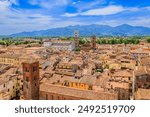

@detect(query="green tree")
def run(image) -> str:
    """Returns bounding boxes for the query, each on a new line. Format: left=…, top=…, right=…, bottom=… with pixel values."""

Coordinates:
left=79, top=39, right=86, bottom=45
left=74, top=47, right=80, bottom=51
left=147, top=38, right=150, bottom=43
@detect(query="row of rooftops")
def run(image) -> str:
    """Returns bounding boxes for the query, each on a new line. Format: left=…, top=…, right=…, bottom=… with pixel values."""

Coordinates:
left=42, top=73, right=98, bottom=86
left=40, top=83, right=118, bottom=100
left=43, top=39, right=73, bottom=43
left=0, top=40, right=150, bottom=100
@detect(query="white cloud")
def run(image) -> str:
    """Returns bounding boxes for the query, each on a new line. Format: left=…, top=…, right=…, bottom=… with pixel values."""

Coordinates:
left=145, top=7, right=150, bottom=10
left=129, top=17, right=150, bottom=27
left=73, top=0, right=105, bottom=12
left=0, top=0, right=83, bottom=35
left=0, top=0, right=11, bottom=11
left=72, top=1, right=81, bottom=5
left=62, top=13, right=78, bottom=17
left=29, top=0, right=70, bottom=9
left=81, top=5, right=124, bottom=16
left=62, top=5, right=125, bottom=17
left=128, top=7, right=139, bottom=12
left=1, top=0, right=150, bottom=35
left=62, top=5, right=143, bottom=17
left=0, top=0, right=54, bottom=35
left=95, top=17, right=150, bottom=28
left=49, top=20, right=84, bottom=28
left=72, top=2, right=77, bottom=5
left=0, top=10, right=54, bottom=34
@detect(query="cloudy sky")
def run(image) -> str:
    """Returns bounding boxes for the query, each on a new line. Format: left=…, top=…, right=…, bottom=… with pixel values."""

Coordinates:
left=0, top=0, right=150, bottom=35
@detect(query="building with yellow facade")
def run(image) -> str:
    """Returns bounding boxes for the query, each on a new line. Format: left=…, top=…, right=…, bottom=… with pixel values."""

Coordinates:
left=0, top=54, right=21, bottom=66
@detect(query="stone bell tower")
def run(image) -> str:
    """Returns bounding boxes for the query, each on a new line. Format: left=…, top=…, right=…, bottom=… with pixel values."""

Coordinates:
left=74, top=30, right=79, bottom=48
left=92, top=35, right=96, bottom=49
left=22, top=60, right=39, bottom=100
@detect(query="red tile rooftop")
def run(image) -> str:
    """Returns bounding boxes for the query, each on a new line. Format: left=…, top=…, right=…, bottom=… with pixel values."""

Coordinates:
left=40, top=83, right=118, bottom=100
left=0, top=79, right=7, bottom=85
left=135, top=88, right=150, bottom=100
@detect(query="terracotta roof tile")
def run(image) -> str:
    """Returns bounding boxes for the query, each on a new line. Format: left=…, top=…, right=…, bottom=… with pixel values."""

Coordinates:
left=40, top=83, right=118, bottom=100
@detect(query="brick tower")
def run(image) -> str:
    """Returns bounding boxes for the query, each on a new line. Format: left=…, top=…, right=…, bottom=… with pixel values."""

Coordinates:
left=92, top=35, right=96, bottom=49
left=74, top=31, right=79, bottom=48
left=22, top=60, right=39, bottom=100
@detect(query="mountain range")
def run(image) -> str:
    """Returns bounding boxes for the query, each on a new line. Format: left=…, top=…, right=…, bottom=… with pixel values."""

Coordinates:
left=7, top=24, right=150, bottom=37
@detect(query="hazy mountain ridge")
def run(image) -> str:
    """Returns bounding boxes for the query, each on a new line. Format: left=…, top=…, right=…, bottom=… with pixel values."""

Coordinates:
left=9, top=24, right=150, bottom=37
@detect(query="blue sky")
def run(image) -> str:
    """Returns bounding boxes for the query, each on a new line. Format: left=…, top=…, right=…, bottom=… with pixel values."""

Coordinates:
left=0, top=0, right=150, bottom=35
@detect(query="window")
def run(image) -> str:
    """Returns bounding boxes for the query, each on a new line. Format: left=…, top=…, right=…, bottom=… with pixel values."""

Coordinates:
left=128, top=77, right=131, bottom=80
left=26, top=77, right=29, bottom=82
left=46, top=94, right=48, bottom=100
left=34, top=76, right=37, bottom=81
left=51, top=95, right=54, bottom=100
left=25, top=67, right=29, bottom=72
left=33, top=67, right=37, bottom=72
left=129, top=89, right=132, bottom=93
left=26, top=84, right=28, bottom=88
left=3, top=84, right=5, bottom=88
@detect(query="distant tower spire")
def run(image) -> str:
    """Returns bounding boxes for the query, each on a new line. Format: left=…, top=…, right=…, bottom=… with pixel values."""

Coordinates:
left=74, top=30, right=79, bottom=48
left=92, top=35, right=96, bottom=49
